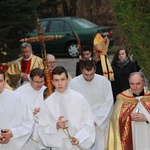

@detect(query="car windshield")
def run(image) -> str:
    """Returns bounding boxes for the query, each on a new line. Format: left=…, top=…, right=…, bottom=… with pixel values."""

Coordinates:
left=73, top=18, right=98, bottom=28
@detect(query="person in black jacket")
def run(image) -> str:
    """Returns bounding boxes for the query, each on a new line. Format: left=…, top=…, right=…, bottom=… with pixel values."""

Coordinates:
left=76, top=45, right=93, bottom=76
left=93, top=33, right=123, bottom=103
left=111, top=48, right=137, bottom=91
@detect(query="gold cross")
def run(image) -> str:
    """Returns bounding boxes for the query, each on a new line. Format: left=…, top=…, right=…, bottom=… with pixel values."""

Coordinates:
left=20, top=17, right=63, bottom=95
left=20, top=17, right=63, bottom=59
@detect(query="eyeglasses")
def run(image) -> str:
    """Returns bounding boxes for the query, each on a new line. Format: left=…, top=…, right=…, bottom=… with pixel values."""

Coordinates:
left=32, top=79, right=45, bottom=84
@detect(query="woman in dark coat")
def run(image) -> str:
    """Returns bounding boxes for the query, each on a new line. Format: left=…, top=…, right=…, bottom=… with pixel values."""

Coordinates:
left=111, top=48, right=137, bottom=91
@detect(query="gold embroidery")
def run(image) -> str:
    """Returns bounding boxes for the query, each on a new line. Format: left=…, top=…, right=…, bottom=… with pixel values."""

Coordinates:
left=118, top=94, right=138, bottom=150
left=141, top=96, right=150, bottom=113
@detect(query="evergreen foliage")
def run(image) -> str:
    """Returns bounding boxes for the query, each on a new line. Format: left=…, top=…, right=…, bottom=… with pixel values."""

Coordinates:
left=0, top=0, right=38, bottom=62
left=37, top=0, right=57, bottom=18
left=37, top=0, right=70, bottom=18
left=111, top=0, right=150, bottom=84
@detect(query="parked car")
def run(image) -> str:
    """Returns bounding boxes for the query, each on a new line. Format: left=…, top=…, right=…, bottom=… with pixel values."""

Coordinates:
left=28, top=17, right=114, bottom=58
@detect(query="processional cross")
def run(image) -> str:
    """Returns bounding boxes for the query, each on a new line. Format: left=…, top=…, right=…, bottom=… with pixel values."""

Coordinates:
left=20, top=19, right=86, bottom=149
left=20, top=17, right=63, bottom=95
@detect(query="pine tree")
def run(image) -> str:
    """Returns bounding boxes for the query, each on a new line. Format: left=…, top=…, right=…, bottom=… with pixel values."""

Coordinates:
left=0, top=0, right=38, bottom=62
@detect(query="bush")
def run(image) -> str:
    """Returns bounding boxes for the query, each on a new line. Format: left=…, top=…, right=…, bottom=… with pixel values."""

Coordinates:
left=111, top=0, right=150, bottom=84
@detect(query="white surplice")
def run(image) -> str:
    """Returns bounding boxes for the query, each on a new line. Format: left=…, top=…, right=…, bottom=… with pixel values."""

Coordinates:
left=37, top=88, right=95, bottom=150
left=68, top=74, right=113, bottom=150
left=132, top=96, right=150, bottom=150
left=16, top=82, right=47, bottom=150
left=16, top=82, right=46, bottom=111
left=0, top=88, right=34, bottom=150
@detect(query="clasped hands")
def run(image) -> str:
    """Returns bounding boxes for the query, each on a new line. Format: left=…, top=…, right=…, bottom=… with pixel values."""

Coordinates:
left=56, top=116, right=79, bottom=145
left=0, top=129, right=13, bottom=144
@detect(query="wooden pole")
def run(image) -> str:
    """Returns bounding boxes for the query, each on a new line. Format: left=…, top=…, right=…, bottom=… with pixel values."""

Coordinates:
left=72, top=30, right=82, bottom=74
left=20, top=17, right=63, bottom=95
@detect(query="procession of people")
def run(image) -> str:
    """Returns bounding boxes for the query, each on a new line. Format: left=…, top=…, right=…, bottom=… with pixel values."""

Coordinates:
left=0, top=30, right=149, bottom=150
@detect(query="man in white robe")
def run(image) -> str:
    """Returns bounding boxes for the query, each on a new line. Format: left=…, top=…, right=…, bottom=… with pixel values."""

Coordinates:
left=24, top=88, right=50, bottom=150
left=0, top=70, right=34, bottom=150
left=37, top=66, right=95, bottom=150
left=68, top=60, right=113, bottom=150
left=108, top=72, right=150, bottom=150
left=16, top=68, right=47, bottom=150
left=16, top=68, right=46, bottom=115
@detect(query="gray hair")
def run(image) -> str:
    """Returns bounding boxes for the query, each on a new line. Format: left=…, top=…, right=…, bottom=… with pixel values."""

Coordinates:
left=47, top=54, right=55, bottom=58
left=20, top=42, right=32, bottom=50
left=129, top=71, right=147, bottom=86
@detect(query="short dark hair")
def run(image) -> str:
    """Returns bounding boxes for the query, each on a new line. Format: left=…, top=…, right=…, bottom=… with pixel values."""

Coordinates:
left=30, top=68, right=45, bottom=80
left=0, top=70, right=5, bottom=80
left=82, top=60, right=96, bottom=71
left=82, top=45, right=92, bottom=52
left=52, top=66, right=68, bottom=79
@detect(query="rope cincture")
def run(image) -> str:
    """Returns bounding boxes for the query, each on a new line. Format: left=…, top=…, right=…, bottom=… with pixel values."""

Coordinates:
left=62, top=126, right=89, bottom=150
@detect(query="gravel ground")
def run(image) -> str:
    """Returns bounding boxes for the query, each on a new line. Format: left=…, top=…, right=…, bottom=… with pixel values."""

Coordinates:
left=56, top=55, right=114, bottom=78
left=56, top=58, right=78, bottom=78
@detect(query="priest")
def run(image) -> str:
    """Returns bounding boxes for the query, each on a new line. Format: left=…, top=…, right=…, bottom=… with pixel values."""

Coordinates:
left=108, top=72, right=150, bottom=150
left=7, top=42, right=44, bottom=89
left=93, top=33, right=123, bottom=102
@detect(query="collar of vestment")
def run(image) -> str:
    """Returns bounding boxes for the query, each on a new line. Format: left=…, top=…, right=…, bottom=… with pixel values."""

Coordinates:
left=23, top=54, right=33, bottom=61
left=133, top=90, right=144, bottom=97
